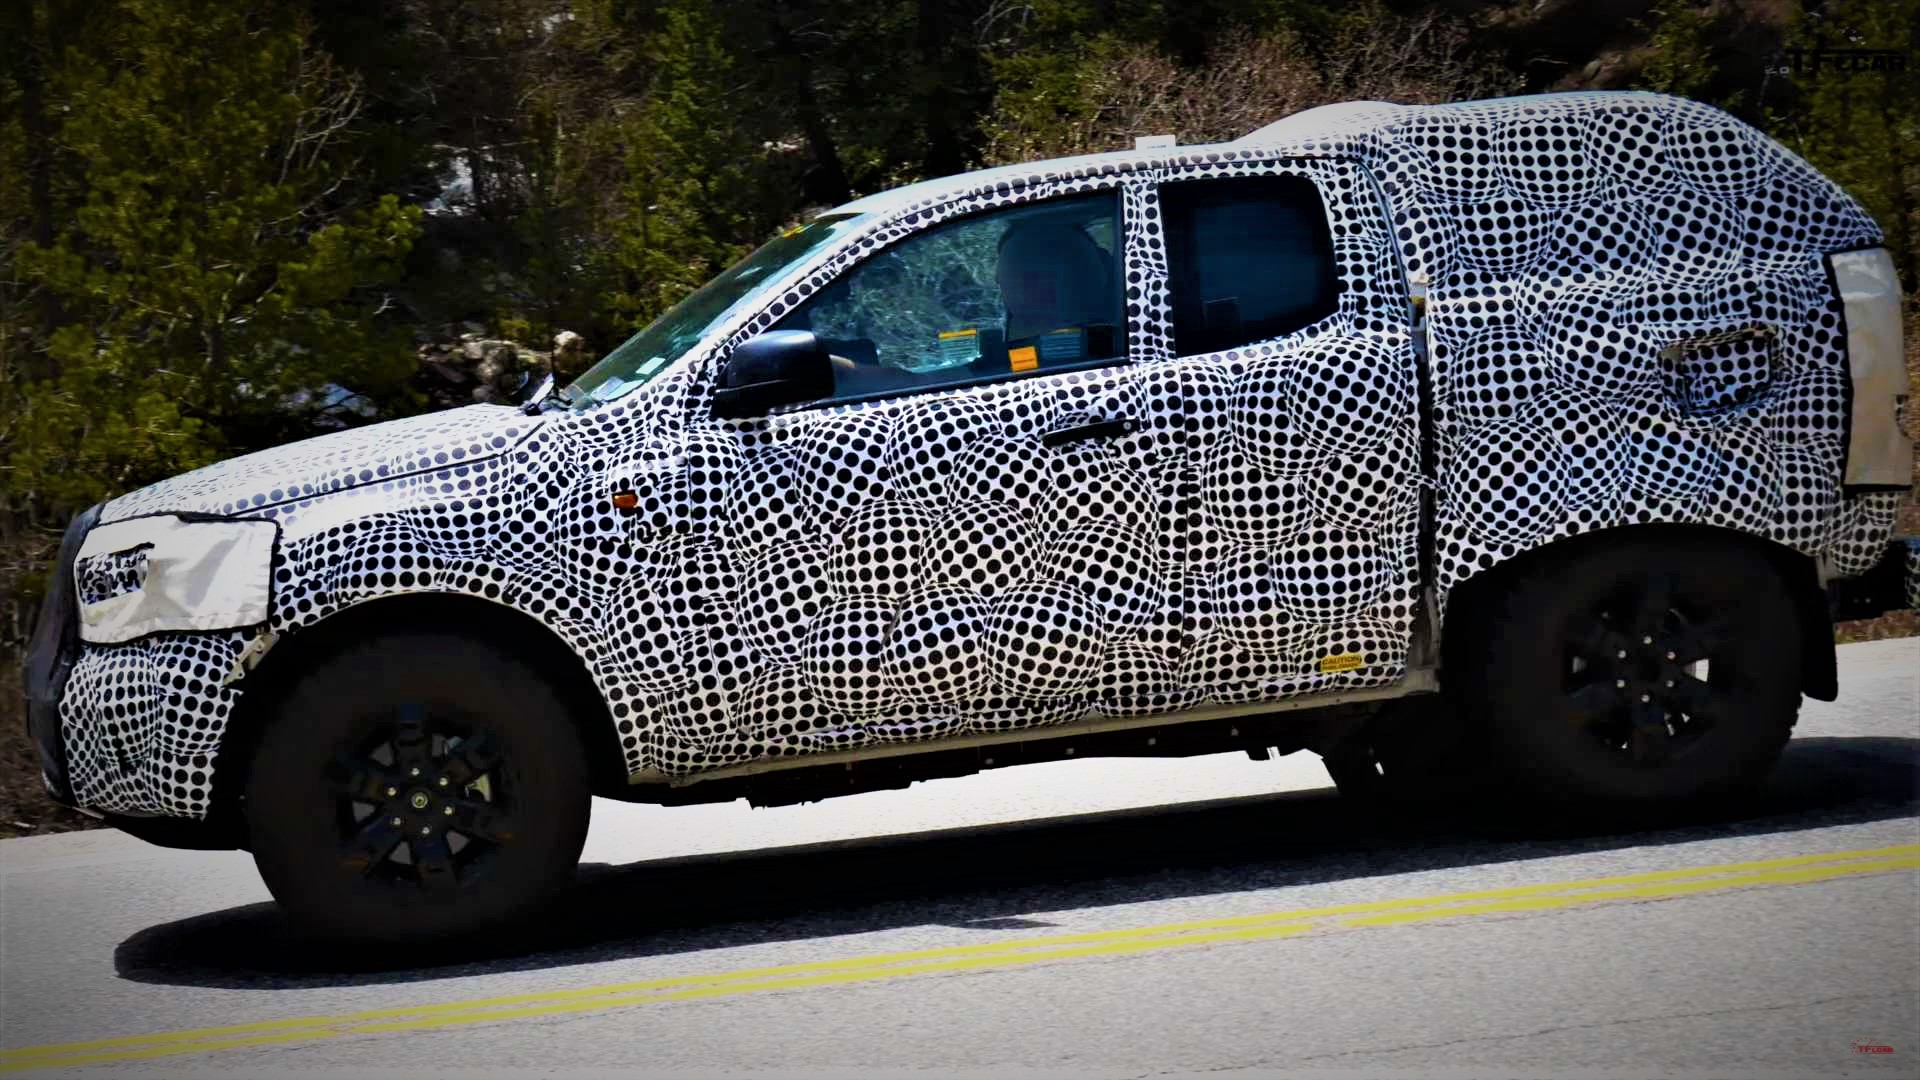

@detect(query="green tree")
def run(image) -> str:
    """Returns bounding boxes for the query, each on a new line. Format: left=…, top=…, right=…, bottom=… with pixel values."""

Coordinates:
left=598, top=0, right=769, bottom=329
left=1637, top=1, right=1725, bottom=102
left=6, top=0, right=420, bottom=510
left=1769, top=0, right=1920, bottom=289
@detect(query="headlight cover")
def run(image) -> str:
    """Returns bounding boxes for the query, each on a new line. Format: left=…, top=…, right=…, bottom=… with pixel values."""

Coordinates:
left=74, top=515, right=277, bottom=644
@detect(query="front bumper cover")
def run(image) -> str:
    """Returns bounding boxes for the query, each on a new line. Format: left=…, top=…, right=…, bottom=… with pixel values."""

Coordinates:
left=22, top=503, right=103, bottom=805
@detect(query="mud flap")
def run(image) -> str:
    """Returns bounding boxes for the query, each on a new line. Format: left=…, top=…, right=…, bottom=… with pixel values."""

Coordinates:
left=1828, top=538, right=1920, bottom=622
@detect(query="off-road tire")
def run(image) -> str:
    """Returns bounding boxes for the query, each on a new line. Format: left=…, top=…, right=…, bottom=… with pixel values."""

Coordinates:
left=244, top=631, right=592, bottom=947
left=1452, top=533, right=1801, bottom=804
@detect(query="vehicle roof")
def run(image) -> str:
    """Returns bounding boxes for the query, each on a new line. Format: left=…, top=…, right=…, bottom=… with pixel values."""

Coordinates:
left=828, top=91, right=1689, bottom=218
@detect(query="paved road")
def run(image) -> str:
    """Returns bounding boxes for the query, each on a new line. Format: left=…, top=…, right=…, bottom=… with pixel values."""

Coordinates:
left=2, top=638, right=1916, bottom=1079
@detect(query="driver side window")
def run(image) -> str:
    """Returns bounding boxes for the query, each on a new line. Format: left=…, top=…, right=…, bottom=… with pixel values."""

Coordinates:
left=773, top=190, right=1124, bottom=403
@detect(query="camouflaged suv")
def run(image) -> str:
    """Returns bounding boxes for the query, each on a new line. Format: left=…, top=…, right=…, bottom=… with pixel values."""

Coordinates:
left=25, top=91, right=1918, bottom=944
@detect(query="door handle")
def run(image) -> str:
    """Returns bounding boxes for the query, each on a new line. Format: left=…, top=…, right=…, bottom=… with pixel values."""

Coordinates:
left=1040, top=418, right=1139, bottom=448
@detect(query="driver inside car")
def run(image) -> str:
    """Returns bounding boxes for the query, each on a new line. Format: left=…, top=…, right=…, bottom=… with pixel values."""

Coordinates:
left=793, top=211, right=1119, bottom=396
left=993, top=219, right=1117, bottom=367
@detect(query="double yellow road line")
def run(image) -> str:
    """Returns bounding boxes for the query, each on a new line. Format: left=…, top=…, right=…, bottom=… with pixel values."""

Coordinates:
left=5, top=842, right=1916, bottom=1073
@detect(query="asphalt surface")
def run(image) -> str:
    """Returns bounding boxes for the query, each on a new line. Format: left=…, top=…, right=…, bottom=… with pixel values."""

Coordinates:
left=1, top=638, right=1916, bottom=1080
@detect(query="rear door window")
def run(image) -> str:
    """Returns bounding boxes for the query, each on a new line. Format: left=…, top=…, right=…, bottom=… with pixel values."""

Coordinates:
left=1159, top=174, right=1339, bottom=356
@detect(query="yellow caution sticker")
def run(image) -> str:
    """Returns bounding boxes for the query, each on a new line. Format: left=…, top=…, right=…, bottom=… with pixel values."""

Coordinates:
left=938, top=328, right=980, bottom=365
left=1009, top=345, right=1038, bottom=372
left=1318, top=653, right=1363, bottom=673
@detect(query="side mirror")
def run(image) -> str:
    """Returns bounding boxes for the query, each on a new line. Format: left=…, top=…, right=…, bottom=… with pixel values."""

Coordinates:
left=713, top=330, right=833, bottom=419
left=517, top=370, right=554, bottom=416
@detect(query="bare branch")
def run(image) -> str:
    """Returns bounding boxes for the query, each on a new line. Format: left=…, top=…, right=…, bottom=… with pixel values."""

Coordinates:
left=278, top=42, right=364, bottom=189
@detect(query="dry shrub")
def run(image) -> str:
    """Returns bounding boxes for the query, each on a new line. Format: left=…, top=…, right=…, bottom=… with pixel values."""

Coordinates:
left=984, top=10, right=1522, bottom=165
left=1321, top=9, right=1524, bottom=104
left=1076, top=33, right=1329, bottom=152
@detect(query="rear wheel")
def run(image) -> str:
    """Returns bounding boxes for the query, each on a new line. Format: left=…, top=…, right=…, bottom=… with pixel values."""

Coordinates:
left=243, top=631, right=591, bottom=946
left=1455, top=534, right=1802, bottom=804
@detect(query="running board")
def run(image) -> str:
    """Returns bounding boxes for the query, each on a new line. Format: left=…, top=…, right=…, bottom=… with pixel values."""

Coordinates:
left=626, top=668, right=1441, bottom=790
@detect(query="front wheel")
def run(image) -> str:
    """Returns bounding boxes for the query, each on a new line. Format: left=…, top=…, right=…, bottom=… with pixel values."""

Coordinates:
left=1454, top=533, right=1803, bottom=804
left=243, top=631, right=592, bottom=946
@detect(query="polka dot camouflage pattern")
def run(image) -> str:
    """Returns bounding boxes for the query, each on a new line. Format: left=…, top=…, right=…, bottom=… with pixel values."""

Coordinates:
left=1297, top=93, right=1888, bottom=605
left=75, top=545, right=150, bottom=606
left=60, top=92, right=1901, bottom=818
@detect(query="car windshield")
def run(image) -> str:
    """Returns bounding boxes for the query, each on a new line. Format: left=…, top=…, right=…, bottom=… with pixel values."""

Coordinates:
left=560, top=213, right=868, bottom=406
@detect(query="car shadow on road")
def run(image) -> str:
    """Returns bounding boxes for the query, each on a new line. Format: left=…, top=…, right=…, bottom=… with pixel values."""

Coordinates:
left=115, top=734, right=1920, bottom=990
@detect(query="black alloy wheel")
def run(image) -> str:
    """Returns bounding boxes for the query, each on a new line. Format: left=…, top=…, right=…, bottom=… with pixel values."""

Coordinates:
left=245, top=631, right=591, bottom=946
left=1560, top=573, right=1727, bottom=768
left=329, top=703, right=516, bottom=892
left=1454, top=533, right=1802, bottom=804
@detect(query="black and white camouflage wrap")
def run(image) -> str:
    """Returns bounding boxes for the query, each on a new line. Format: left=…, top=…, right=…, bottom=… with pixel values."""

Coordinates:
left=60, top=91, right=1901, bottom=817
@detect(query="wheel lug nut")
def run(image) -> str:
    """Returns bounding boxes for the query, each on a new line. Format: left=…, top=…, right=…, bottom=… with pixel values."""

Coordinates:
left=438, top=777, right=450, bottom=787
left=419, top=826, right=431, bottom=836
left=389, top=816, right=402, bottom=826
left=1640, top=693, right=1651, bottom=703
left=409, top=767, right=422, bottom=778
left=1615, top=650, right=1627, bottom=660
left=1642, top=636, right=1653, bottom=646
left=443, top=805, right=455, bottom=816
left=1665, top=679, right=1675, bottom=688
left=1665, top=651, right=1676, bottom=661
left=385, top=786, right=397, bottom=797
left=1615, top=679, right=1627, bottom=689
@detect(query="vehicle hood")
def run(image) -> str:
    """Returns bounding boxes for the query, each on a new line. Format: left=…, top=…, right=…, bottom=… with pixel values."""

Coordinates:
left=98, top=404, right=548, bottom=524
